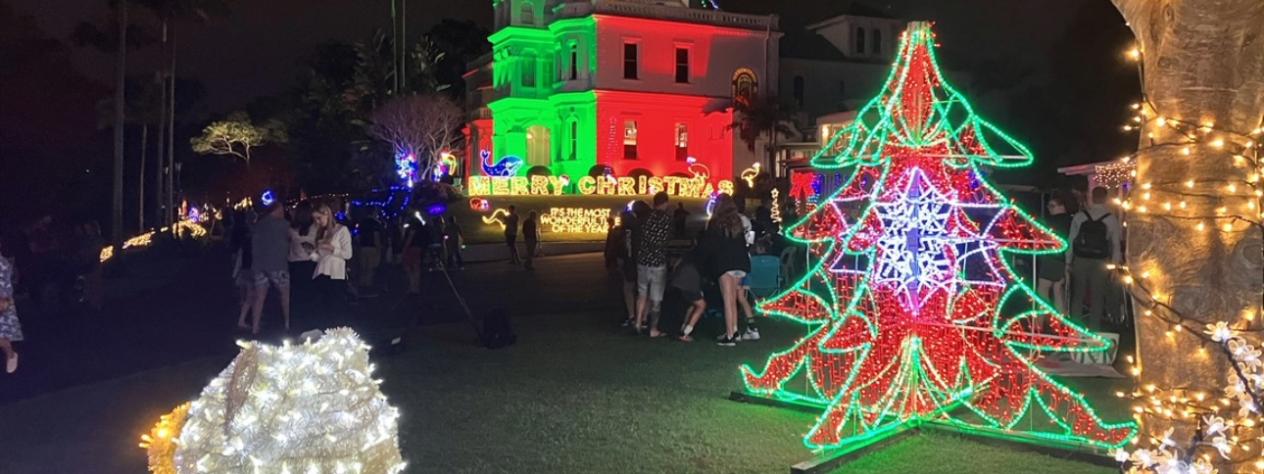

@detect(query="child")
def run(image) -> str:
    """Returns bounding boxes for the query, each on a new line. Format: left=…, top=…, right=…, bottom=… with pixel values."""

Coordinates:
left=671, top=253, right=707, bottom=342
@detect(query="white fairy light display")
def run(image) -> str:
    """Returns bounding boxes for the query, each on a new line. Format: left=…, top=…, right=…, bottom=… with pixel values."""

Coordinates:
left=142, top=328, right=406, bottom=474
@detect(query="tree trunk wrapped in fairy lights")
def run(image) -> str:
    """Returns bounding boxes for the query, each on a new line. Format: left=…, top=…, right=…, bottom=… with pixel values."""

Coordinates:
left=741, top=22, right=1138, bottom=451
left=1107, top=1, right=1264, bottom=471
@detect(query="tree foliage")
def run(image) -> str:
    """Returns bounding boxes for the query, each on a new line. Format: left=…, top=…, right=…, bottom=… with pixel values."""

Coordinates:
left=190, top=111, right=286, bottom=165
left=367, top=94, right=462, bottom=181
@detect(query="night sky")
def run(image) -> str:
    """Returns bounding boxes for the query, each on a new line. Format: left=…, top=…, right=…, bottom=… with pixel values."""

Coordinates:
left=2, top=0, right=1138, bottom=223
left=10, top=0, right=1113, bottom=112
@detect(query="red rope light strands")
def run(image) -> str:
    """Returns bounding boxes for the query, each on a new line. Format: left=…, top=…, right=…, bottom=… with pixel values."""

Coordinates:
left=740, top=22, right=1138, bottom=452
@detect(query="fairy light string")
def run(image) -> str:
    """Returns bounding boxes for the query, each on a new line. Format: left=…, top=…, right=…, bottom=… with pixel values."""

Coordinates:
left=1113, top=43, right=1264, bottom=473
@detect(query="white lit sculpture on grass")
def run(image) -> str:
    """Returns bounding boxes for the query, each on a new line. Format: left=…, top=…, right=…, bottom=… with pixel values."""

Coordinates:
left=141, top=328, right=406, bottom=473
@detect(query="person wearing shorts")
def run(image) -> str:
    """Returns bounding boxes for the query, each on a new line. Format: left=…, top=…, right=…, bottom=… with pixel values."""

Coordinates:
left=635, top=193, right=672, bottom=337
left=250, top=201, right=293, bottom=335
left=698, top=194, right=751, bottom=346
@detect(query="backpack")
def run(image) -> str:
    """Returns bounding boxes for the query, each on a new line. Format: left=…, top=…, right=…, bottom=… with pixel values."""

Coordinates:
left=1073, top=211, right=1111, bottom=259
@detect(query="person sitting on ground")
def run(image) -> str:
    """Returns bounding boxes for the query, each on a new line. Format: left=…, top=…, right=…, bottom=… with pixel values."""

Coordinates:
left=671, top=251, right=707, bottom=342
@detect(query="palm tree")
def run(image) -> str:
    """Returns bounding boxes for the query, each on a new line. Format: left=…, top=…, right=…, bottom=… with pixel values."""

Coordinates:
left=135, top=0, right=229, bottom=224
left=111, top=0, right=128, bottom=242
left=96, top=78, right=163, bottom=231
left=729, top=94, right=796, bottom=172
left=74, top=5, right=158, bottom=236
left=129, top=79, right=162, bottom=230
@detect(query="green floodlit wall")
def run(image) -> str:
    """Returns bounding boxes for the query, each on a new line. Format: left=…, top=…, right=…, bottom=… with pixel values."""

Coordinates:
left=487, top=17, right=598, bottom=177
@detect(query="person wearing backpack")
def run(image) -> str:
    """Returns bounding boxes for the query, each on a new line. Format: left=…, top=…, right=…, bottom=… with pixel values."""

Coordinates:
left=1065, top=187, right=1121, bottom=330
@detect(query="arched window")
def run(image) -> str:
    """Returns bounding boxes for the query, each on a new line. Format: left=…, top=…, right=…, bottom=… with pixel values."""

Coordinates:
left=522, top=56, right=536, bottom=87
left=871, top=29, right=882, bottom=55
left=855, top=27, right=866, bottom=55
left=526, top=125, right=550, bottom=166
left=792, top=75, right=805, bottom=106
left=520, top=2, right=534, bottom=26
left=569, top=43, right=579, bottom=80
left=732, top=68, right=758, bottom=105
left=569, top=120, right=579, bottom=161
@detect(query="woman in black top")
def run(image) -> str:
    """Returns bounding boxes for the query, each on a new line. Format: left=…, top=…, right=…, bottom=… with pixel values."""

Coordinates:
left=616, top=207, right=642, bottom=328
left=699, top=194, right=751, bottom=346
left=1037, top=192, right=1076, bottom=315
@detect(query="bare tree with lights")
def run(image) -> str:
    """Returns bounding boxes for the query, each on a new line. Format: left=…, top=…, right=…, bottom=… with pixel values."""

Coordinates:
left=190, top=111, right=286, bottom=168
left=1109, top=0, right=1264, bottom=472
left=367, top=94, right=462, bottom=185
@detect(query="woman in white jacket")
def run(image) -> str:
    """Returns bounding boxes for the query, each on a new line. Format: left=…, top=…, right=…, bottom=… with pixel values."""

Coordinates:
left=311, top=205, right=353, bottom=306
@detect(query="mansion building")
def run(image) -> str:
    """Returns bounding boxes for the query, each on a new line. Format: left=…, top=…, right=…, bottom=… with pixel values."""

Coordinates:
left=463, top=0, right=781, bottom=182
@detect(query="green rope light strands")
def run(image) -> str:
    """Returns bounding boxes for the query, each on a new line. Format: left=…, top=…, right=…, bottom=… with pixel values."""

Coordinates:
left=741, top=22, right=1138, bottom=453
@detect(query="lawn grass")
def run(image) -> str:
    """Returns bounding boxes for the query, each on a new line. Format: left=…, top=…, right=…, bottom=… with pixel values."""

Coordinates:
left=379, top=305, right=1122, bottom=473
left=0, top=254, right=1129, bottom=473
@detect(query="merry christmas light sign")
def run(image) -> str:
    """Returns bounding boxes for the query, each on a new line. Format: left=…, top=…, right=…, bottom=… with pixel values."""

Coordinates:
left=741, top=22, right=1137, bottom=452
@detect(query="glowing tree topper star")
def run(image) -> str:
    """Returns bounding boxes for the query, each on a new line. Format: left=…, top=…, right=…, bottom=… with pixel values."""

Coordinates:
left=741, top=22, right=1137, bottom=452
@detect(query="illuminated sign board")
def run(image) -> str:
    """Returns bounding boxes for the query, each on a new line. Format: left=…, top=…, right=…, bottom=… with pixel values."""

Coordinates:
left=468, top=174, right=733, bottom=199
left=540, top=207, right=613, bottom=234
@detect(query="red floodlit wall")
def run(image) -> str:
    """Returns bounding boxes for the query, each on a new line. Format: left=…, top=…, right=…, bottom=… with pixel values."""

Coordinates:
left=587, top=14, right=772, bottom=180
left=592, top=15, right=776, bottom=99
left=464, top=118, right=494, bottom=173
left=595, top=90, right=733, bottom=179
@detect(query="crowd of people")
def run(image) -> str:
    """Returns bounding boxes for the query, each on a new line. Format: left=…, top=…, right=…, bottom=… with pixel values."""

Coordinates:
left=595, top=183, right=1128, bottom=349
left=605, top=192, right=783, bottom=347
left=0, top=181, right=1130, bottom=374
left=0, top=216, right=111, bottom=374
left=226, top=192, right=470, bottom=335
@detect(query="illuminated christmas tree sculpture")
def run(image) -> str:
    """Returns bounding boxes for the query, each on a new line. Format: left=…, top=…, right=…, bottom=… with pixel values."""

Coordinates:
left=742, top=22, right=1138, bottom=452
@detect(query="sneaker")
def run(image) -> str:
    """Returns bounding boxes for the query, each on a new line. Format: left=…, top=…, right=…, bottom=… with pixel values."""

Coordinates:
left=620, top=319, right=632, bottom=328
left=740, top=328, right=761, bottom=341
left=716, top=335, right=737, bottom=347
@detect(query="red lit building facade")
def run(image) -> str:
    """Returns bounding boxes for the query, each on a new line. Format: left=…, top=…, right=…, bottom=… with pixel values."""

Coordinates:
left=464, top=0, right=781, bottom=181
